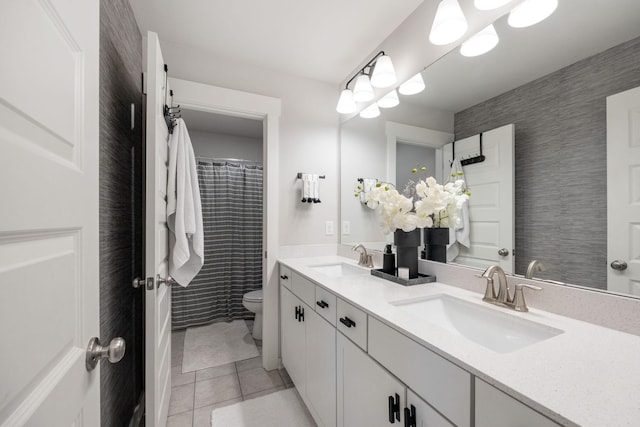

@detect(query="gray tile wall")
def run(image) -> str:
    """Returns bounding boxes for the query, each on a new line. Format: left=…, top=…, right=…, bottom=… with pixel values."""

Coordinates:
left=99, top=0, right=144, bottom=425
left=454, top=36, right=640, bottom=289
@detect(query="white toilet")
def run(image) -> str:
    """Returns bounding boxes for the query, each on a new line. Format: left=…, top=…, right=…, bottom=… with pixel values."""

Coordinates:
left=242, top=289, right=263, bottom=340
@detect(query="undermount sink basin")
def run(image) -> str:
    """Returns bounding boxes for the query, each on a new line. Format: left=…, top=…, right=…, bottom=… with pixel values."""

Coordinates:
left=390, top=294, right=563, bottom=353
left=309, top=262, right=369, bottom=278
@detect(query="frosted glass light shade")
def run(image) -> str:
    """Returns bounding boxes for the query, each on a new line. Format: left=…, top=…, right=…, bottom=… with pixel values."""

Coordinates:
left=359, top=103, right=380, bottom=119
left=353, top=74, right=375, bottom=103
left=370, top=55, right=397, bottom=88
left=508, top=0, right=558, bottom=28
left=474, top=0, right=510, bottom=10
left=429, top=0, right=468, bottom=45
left=398, top=73, right=425, bottom=95
left=336, top=89, right=356, bottom=114
left=377, top=90, right=399, bottom=108
left=460, top=24, right=499, bottom=57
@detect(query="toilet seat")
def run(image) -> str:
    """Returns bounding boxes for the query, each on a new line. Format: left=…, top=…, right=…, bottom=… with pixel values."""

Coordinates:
left=243, top=289, right=263, bottom=303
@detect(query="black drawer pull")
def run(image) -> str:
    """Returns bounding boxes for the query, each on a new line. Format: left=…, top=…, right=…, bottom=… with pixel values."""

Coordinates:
left=316, top=300, right=329, bottom=309
left=294, top=306, right=300, bottom=320
left=339, top=316, right=356, bottom=328
left=388, top=393, right=400, bottom=423
left=298, top=306, right=304, bottom=322
left=404, top=405, right=416, bottom=427
left=280, top=274, right=288, bottom=280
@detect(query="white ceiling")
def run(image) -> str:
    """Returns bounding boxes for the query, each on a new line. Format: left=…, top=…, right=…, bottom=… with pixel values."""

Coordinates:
left=403, top=0, right=640, bottom=112
left=129, top=0, right=423, bottom=84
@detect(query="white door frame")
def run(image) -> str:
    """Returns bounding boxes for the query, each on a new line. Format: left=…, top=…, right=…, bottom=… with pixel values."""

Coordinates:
left=169, top=78, right=282, bottom=369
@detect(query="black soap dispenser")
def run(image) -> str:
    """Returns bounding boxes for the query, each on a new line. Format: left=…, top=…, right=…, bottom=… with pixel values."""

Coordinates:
left=382, top=244, right=395, bottom=275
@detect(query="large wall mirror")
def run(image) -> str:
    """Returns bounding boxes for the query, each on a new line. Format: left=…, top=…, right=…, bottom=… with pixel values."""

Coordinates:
left=340, top=0, right=640, bottom=298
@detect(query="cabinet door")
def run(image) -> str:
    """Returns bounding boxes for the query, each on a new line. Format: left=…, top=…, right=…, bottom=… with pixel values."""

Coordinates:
left=406, top=389, right=454, bottom=427
left=337, top=333, right=405, bottom=427
left=306, top=309, right=337, bottom=427
left=475, top=379, right=560, bottom=427
left=281, top=286, right=306, bottom=394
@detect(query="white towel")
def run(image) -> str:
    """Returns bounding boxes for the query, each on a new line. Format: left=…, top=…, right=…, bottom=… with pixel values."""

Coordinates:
left=301, top=173, right=311, bottom=202
left=167, top=118, right=204, bottom=286
left=311, top=174, right=320, bottom=203
left=447, top=159, right=470, bottom=262
left=360, top=178, right=377, bottom=204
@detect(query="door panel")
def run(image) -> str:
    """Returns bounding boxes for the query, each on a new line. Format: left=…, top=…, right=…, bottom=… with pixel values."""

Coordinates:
left=0, top=0, right=100, bottom=425
left=443, top=124, right=515, bottom=272
left=607, top=86, right=640, bottom=295
left=144, top=31, right=172, bottom=427
left=280, top=286, right=307, bottom=394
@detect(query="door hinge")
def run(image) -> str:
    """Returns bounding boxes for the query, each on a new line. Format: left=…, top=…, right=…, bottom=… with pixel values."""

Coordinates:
left=264, top=251, right=268, bottom=259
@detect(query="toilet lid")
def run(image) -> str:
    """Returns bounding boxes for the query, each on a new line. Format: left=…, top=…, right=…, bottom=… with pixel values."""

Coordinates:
left=244, top=289, right=263, bottom=302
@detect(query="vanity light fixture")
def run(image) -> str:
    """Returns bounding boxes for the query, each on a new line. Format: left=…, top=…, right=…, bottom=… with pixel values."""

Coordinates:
left=377, top=89, right=399, bottom=108
left=336, top=89, right=357, bottom=114
left=359, top=103, right=380, bottom=119
left=336, top=51, right=397, bottom=114
left=473, top=0, right=511, bottom=11
left=460, top=24, right=499, bottom=57
left=352, top=74, right=375, bottom=103
left=398, top=72, right=425, bottom=95
left=429, top=0, right=468, bottom=45
left=508, top=0, right=558, bottom=28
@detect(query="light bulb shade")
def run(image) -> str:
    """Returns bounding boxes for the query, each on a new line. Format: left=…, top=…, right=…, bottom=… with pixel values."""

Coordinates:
left=352, top=74, right=375, bottom=103
left=473, top=0, right=510, bottom=11
left=429, top=0, right=468, bottom=45
left=398, top=73, right=426, bottom=95
left=359, top=103, right=380, bottom=119
left=508, top=0, right=558, bottom=28
left=370, top=55, right=397, bottom=88
left=336, top=89, right=356, bottom=114
left=377, top=89, right=399, bottom=108
left=460, top=24, right=499, bottom=57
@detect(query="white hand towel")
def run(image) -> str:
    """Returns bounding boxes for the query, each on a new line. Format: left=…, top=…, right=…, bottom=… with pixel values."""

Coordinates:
left=301, top=173, right=311, bottom=202
left=447, top=159, right=470, bottom=262
left=311, top=174, right=320, bottom=203
left=167, top=118, right=204, bottom=287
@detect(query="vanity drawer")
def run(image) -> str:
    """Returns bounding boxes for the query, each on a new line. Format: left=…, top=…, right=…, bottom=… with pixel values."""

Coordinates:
left=279, top=265, right=292, bottom=290
left=368, top=317, right=471, bottom=427
left=336, top=298, right=367, bottom=351
left=291, top=271, right=315, bottom=308
left=314, top=286, right=337, bottom=326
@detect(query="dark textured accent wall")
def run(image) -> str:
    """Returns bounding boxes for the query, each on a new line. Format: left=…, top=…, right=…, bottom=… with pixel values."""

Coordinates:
left=455, top=36, right=640, bottom=289
left=99, top=1, right=144, bottom=425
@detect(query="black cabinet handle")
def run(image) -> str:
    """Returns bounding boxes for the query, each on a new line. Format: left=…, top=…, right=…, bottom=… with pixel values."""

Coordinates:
left=316, top=300, right=329, bottom=309
left=280, top=274, right=288, bottom=280
left=298, top=306, right=304, bottom=322
left=339, top=316, right=356, bottom=328
left=404, top=405, right=416, bottom=427
left=294, top=306, right=300, bottom=320
left=388, top=393, right=400, bottom=423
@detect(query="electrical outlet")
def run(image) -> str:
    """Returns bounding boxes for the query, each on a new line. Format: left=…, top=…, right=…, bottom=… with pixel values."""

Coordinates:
left=325, top=221, right=334, bottom=236
left=342, top=221, right=351, bottom=235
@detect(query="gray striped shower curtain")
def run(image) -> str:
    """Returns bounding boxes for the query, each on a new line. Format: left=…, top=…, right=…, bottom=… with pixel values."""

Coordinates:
left=171, top=159, right=263, bottom=330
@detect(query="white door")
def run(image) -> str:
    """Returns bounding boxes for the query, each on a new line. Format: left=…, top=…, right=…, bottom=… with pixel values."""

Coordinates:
left=0, top=0, right=100, bottom=425
left=607, top=86, right=640, bottom=296
left=337, top=333, right=405, bottom=427
left=306, top=309, right=337, bottom=427
left=144, top=31, right=172, bottom=427
left=442, top=124, right=515, bottom=272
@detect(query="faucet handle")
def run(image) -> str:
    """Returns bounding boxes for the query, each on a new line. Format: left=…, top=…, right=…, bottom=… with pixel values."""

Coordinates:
left=476, top=274, right=496, bottom=302
left=512, top=284, right=542, bottom=312
left=364, top=254, right=374, bottom=268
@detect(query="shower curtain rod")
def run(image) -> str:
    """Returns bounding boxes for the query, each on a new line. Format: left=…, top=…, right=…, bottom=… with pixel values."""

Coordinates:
left=195, top=156, right=262, bottom=165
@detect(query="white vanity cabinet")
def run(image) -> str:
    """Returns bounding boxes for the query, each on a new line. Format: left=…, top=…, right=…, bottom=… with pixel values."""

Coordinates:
left=337, top=332, right=405, bottom=427
left=475, top=379, right=560, bottom=427
left=280, top=269, right=337, bottom=427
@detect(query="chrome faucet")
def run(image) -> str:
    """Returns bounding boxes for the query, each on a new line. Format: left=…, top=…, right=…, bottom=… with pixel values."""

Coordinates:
left=352, top=244, right=373, bottom=268
left=525, top=259, right=546, bottom=279
left=476, top=264, right=542, bottom=312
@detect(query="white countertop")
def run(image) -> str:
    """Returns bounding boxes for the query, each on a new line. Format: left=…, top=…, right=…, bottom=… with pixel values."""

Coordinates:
left=279, top=256, right=640, bottom=427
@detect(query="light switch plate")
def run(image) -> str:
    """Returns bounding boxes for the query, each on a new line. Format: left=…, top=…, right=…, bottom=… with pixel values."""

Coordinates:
left=325, top=221, right=334, bottom=235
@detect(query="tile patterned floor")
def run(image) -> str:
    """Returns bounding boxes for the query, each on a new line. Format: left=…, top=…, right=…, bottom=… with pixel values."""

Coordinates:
left=167, top=320, right=294, bottom=427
